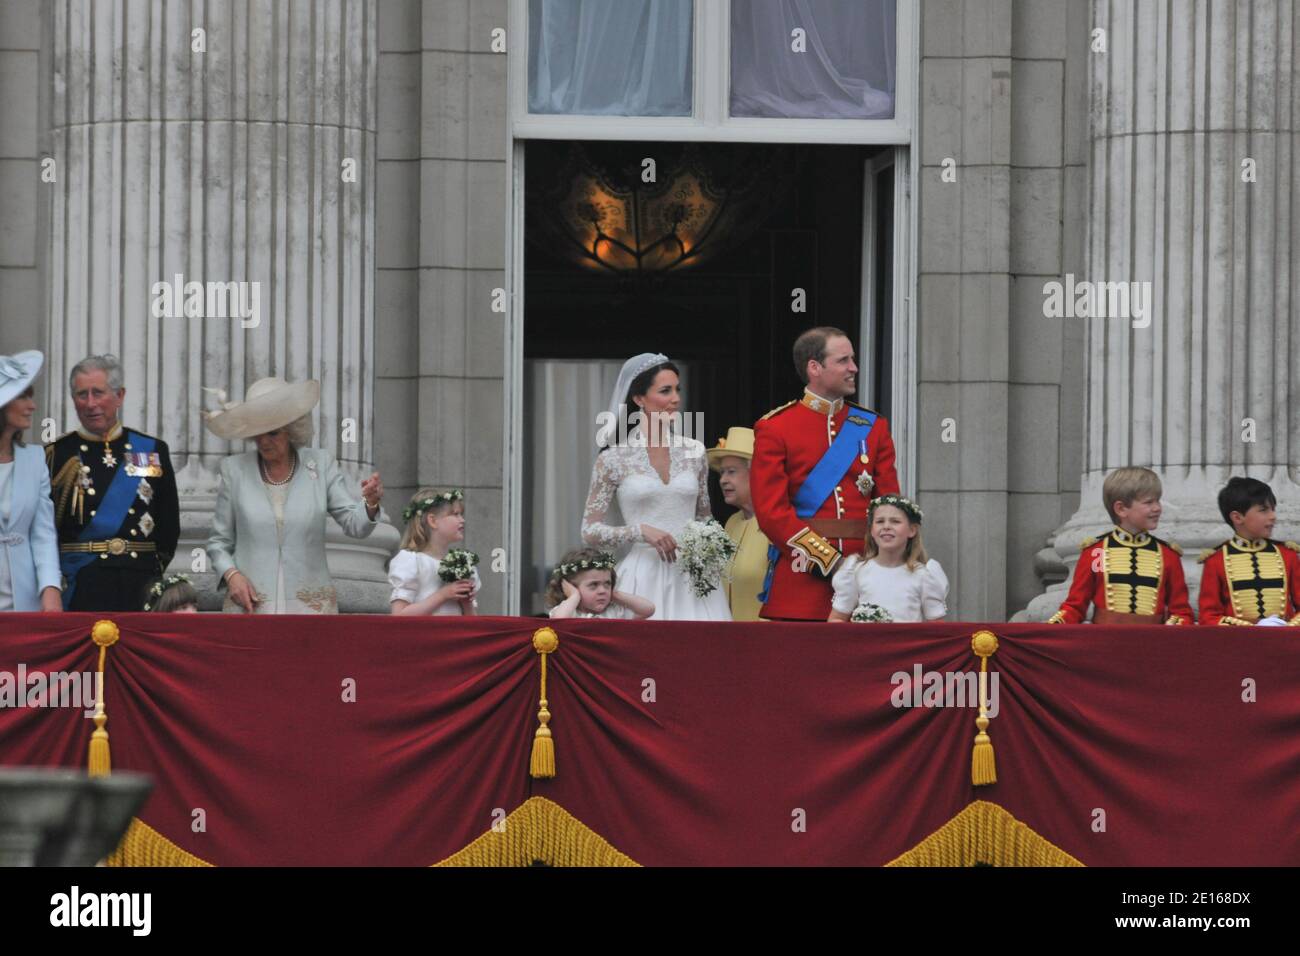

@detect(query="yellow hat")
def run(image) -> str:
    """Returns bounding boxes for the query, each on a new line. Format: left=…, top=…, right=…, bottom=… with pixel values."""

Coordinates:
left=707, top=426, right=756, bottom=472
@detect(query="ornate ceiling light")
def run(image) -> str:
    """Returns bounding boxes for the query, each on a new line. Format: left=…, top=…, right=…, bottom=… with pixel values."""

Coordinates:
left=527, top=142, right=795, bottom=274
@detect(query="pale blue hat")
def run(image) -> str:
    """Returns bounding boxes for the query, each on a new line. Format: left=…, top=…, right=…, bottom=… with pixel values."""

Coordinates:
left=0, top=350, right=43, bottom=408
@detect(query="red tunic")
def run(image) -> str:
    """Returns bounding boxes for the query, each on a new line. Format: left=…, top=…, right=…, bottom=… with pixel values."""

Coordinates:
left=1197, top=537, right=1300, bottom=626
left=1048, top=529, right=1193, bottom=624
left=751, top=394, right=899, bottom=621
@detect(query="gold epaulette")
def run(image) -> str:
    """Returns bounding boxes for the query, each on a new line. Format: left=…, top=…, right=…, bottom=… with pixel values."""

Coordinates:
left=1080, top=535, right=1098, bottom=549
left=759, top=400, right=796, bottom=421
left=44, top=430, right=76, bottom=457
left=1161, top=538, right=1183, bottom=556
left=1197, top=548, right=1216, bottom=563
left=1284, top=540, right=1300, bottom=553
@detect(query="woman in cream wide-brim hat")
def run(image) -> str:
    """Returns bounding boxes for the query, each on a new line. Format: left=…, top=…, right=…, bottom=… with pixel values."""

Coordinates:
left=204, top=376, right=388, bottom=614
left=0, top=350, right=62, bottom=611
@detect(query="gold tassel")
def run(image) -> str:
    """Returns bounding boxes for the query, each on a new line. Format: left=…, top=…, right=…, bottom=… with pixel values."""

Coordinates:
left=970, top=629, right=999, bottom=787
left=530, top=627, right=559, bottom=779
left=87, top=620, right=120, bottom=777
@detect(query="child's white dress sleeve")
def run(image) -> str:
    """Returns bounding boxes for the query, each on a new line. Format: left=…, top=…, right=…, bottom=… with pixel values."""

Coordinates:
left=920, top=559, right=949, bottom=620
left=830, top=555, right=863, bottom=615
left=388, top=550, right=422, bottom=604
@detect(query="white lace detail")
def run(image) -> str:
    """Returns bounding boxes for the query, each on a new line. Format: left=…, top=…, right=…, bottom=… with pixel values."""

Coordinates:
left=581, top=438, right=712, bottom=548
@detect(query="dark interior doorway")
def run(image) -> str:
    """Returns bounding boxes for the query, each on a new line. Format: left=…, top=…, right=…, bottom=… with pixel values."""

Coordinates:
left=520, top=140, right=890, bottom=611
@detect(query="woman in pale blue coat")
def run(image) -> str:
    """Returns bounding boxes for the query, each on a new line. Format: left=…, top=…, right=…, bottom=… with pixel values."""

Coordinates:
left=204, top=377, right=388, bottom=614
left=0, top=351, right=62, bottom=611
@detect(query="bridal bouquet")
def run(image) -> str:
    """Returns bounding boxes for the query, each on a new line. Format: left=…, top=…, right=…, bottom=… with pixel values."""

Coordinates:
left=850, top=603, right=893, bottom=623
left=438, top=548, right=480, bottom=582
left=677, top=519, right=737, bottom=598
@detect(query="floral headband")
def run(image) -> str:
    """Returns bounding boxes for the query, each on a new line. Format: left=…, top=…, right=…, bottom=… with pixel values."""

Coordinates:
left=551, top=553, right=616, bottom=581
left=402, top=490, right=464, bottom=522
left=869, top=494, right=924, bottom=524
left=143, top=574, right=192, bottom=612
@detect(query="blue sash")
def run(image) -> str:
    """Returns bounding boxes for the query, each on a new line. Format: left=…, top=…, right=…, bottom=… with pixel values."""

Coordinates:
left=61, top=431, right=155, bottom=609
left=758, top=410, right=877, bottom=605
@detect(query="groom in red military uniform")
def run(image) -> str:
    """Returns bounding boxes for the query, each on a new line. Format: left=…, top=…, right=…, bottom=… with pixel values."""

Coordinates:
left=751, top=327, right=900, bottom=620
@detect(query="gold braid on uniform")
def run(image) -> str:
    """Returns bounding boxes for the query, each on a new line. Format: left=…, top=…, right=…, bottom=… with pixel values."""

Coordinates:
left=50, top=453, right=84, bottom=525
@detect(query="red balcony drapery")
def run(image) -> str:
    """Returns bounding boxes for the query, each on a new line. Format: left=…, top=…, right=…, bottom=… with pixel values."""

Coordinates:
left=1, top=614, right=1296, bottom=866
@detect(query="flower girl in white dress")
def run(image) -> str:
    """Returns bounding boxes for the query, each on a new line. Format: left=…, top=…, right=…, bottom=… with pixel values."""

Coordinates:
left=388, top=488, right=481, bottom=616
left=581, top=354, right=732, bottom=621
left=828, top=495, right=948, bottom=623
left=546, top=549, right=655, bottom=619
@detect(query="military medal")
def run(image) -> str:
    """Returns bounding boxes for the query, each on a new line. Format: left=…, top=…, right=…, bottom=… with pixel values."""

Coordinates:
left=859, top=439, right=869, bottom=465
left=125, top=452, right=163, bottom=477
left=136, top=478, right=154, bottom=504
left=138, top=512, right=155, bottom=537
left=102, top=443, right=117, bottom=468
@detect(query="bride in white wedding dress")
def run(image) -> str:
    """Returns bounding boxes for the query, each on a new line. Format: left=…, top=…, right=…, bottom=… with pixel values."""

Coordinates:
left=581, top=354, right=732, bottom=621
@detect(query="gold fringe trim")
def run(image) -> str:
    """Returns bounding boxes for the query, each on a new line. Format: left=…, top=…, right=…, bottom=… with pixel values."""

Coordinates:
left=105, top=817, right=214, bottom=867
left=434, top=797, right=639, bottom=867
left=107, top=801, right=635, bottom=867
left=886, top=800, right=1083, bottom=867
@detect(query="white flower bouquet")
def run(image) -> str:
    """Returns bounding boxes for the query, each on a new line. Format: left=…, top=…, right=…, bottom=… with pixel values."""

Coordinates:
left=850, top=603, right=893, bottom=623
left=676, top=519, right=737, bottom=598
left=438, top=548, right=479, bottom=582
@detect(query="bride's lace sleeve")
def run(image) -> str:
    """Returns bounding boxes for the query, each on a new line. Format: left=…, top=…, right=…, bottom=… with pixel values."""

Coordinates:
left=693, top=444, right=714, bottom=521
left=581, top=451, right=642, bottom=548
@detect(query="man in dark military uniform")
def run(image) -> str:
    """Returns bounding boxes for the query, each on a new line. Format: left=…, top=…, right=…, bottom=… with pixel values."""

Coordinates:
left=45, top=355, right=179, bottom=611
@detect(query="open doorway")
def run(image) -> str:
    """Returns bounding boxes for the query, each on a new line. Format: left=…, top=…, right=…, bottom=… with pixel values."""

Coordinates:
left=518, top=140, right=895, bottom=613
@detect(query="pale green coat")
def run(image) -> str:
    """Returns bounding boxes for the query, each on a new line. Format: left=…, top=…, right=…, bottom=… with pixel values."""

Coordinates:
left=207, top=448, right=386, bottom=613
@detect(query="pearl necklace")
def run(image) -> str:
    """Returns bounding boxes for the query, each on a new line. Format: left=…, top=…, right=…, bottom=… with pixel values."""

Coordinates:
left=260, top=451, right=297, bottom=486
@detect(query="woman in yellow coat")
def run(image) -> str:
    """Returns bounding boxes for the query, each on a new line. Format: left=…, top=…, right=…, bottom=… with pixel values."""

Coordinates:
left=707, top=427, right=771, bottom=623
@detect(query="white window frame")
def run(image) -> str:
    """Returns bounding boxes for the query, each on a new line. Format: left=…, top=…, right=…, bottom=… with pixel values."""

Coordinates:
left=508, top=0, right=914, bottom=144
left=859, top=147, right=916, bottom=492
left=501, top=1, right=919, bottom=611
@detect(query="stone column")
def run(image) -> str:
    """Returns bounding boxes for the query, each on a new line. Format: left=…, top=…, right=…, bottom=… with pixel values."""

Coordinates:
left=45, top=0, right=398, bottom=609
left=1022, top=0, right=1299, bottom=618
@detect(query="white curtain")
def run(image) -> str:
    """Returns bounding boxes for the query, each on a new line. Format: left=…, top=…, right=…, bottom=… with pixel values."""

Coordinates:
left=730, top=0, right=896, bottom=119
left=523, top=359, right=691, bottom=613
left=528, top=0, right=694, bottom=116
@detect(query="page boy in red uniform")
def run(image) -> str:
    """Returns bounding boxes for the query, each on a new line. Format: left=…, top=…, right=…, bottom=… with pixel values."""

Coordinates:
left=1197, top=476, right=1300, bottom=626
left=1048, top=466, right=1192, bottom=625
